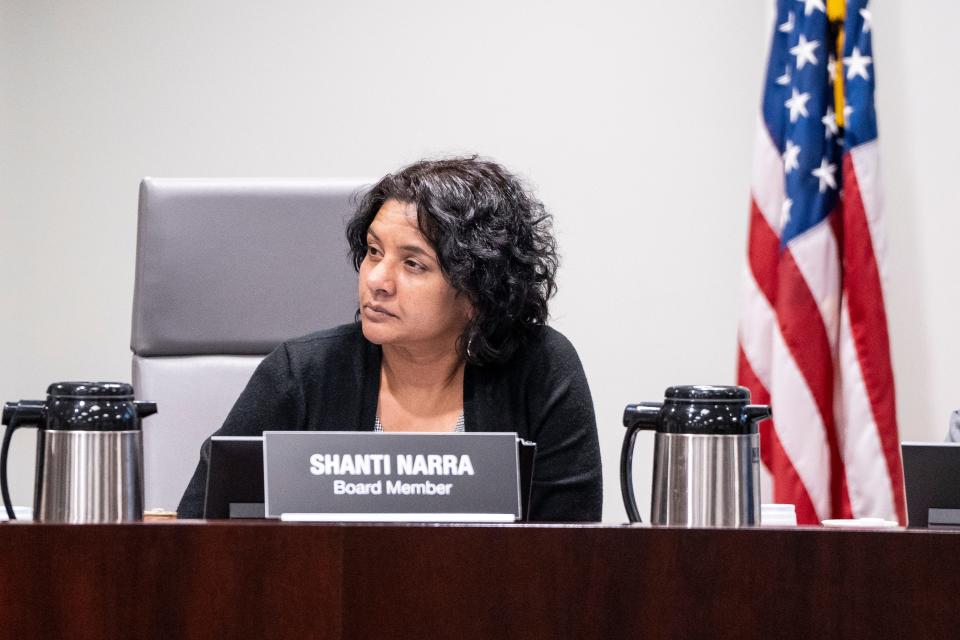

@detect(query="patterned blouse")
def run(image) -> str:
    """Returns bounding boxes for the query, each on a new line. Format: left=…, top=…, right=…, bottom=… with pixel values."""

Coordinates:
left=373, top=412, right=465, bottom=432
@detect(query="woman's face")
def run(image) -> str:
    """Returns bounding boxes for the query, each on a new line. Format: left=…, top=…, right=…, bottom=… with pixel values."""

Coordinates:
left=358, top=199, right=472, bottom=353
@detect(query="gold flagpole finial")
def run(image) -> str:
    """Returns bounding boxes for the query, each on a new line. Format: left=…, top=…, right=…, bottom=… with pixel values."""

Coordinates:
left=827, top=0, right=846, bottom=127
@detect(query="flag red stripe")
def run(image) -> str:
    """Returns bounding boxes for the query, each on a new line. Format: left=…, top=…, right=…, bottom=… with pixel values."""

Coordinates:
left=840, top=154, right=907, bottom=523
left=747, top=197, right=853, bottom=518
left=775, top=248, right=852, bottom=518
left=737, top=346, right=819, bottom=524
left=747, top=199, right=780, bottom=303
left=774, top=250, right=835, bottom=427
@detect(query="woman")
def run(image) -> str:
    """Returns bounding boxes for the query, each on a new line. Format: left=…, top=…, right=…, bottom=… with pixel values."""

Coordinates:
left=177, top=157, right=602, bottom=521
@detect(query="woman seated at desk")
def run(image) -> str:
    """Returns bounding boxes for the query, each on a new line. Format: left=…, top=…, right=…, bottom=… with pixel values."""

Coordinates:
left=177, top=157, right=602, bottom=521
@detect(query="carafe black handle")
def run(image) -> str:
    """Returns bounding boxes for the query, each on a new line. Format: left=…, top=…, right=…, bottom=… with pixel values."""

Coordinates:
left=620, top=403, right=662, bottom=523
left=1, top=401, right=45, bottom=521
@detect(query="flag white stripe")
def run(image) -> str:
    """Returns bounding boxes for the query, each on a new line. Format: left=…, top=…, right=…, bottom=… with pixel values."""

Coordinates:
left=751, top=117, right=786, bottom=233
left=738, top=266, right=774, bottom=484
left=738, top=264, right=775, bottom=494
left=739, top=264, right=774, bottom=391
left=849, top=142, right=890, bottom=292
left=768, top=313, right=832, bottom=521
left=741, top=262, right=832, bottom=520
left=837, top=296, right=897, bottom=520
left=785, top=222, right=841, bottom=356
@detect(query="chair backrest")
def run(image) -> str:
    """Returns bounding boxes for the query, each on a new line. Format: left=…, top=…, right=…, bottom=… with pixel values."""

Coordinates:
left=131, top=177, right=367, bottom=510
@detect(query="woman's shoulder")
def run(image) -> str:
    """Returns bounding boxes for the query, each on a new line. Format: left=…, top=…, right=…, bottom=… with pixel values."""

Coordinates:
left=275, top=323, right=371, bottom=368
left=517, top=324, right=581, bottom=366
left=286, top=322, right=364, bottom=347
left=482, top=325, right=585, bottom=386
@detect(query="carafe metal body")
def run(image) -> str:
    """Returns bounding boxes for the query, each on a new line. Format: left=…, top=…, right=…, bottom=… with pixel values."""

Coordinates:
left=34, top=429, right=144, bottom=523
left=650, top=432, right=760, bottom=527
left=621, top=385, right=770, bottom=527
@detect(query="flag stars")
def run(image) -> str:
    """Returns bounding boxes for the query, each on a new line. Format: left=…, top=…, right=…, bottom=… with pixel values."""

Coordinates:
left=785, top=88, right=812, bottom=123
left=779, top=11, right=795, bottom=33
left=776, top=66, right=792, bottom=86
left=790, top=34, right=819, bottom=70
left=827, top=55, right=837, bottom=85
left=844, top=47, right=873, bottom=80
left=780, top=198, right=793, bottom=230
left=783, top=140, right=801, bottom=173
left=822, top=106, right=839, bottom=138
left=811, top=158, right=838, bottom=192
left=797, top=0, right=825, bottom=16
left=859, top=8, right=872, bottom=32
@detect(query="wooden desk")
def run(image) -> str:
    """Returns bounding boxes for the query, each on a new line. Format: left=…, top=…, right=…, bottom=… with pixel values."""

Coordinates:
left=0, top=522, right=957, bottom=639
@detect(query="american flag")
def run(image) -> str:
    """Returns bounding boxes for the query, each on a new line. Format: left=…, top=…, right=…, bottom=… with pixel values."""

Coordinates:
left=738, top=0, right=905, bottom=524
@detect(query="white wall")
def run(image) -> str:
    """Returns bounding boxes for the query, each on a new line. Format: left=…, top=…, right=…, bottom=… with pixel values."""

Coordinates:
left=0, top=1, right=956, bottom=521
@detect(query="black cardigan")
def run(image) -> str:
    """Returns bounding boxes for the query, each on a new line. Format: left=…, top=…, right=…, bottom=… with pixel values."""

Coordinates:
left=177, top=323, right=602, bottom=521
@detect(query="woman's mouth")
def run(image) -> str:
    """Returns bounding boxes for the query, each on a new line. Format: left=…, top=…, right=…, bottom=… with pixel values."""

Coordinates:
left=363, top=304, right=396, bottom=320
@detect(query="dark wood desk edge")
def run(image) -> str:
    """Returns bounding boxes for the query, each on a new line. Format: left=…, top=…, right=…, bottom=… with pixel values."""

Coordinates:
left=1, top=523, right=958, bottom=639
left=5, top=520, right=953, bottom=532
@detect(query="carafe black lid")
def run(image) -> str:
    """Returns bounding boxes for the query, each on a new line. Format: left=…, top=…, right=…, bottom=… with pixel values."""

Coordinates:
left=43, top=382, right=147, bottom=431
left=46, top=382, right=134, bottom=400
left=659, top=385, right=765, bottom=434
left=664, top=385, right=751, bottom=402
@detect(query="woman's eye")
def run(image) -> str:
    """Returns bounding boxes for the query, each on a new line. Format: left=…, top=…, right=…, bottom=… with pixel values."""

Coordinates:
left=366, top=245, right=382, bottom=258
left=405, top=259, right=426, bottom=272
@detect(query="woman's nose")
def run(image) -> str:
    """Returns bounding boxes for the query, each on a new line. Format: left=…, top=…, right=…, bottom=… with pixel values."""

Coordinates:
left=366, top=259, right=396, bottom=296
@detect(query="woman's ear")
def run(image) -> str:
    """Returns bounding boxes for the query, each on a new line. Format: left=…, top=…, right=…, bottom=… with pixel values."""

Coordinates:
left=460, top=294, right=476, bottom=322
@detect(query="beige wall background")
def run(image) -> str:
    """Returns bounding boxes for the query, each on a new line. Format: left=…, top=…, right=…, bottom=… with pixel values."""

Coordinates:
left=0, top=1, right=956, bottom=521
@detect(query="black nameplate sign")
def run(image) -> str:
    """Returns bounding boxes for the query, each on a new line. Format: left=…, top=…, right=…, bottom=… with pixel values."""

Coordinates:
left=263, top=431, right=522, bottom=522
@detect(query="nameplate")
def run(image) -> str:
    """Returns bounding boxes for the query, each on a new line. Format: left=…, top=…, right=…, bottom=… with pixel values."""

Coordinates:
left=262, top=431, right=521, bottom=522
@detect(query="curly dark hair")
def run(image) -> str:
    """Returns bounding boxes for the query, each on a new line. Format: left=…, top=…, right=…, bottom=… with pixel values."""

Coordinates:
left=346, top=156, right=559, bottom=366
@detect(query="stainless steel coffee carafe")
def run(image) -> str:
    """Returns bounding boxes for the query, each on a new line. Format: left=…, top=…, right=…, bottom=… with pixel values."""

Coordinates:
left=620, top=385, right=770, bottom=527
left=1, top=382, right=157, bottom=523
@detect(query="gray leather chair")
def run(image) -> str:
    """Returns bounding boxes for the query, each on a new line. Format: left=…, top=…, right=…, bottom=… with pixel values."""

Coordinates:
left=131, top=178, right=367, bottom=510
